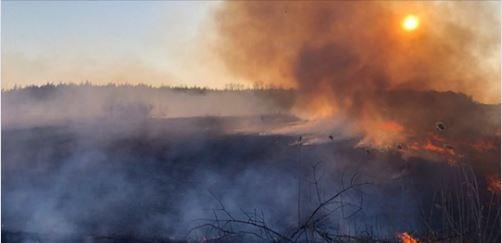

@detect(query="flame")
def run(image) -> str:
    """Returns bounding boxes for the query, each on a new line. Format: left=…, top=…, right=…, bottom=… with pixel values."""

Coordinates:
left=423, top=141, right=455, bottom=156
left=358, top=120, right=406, bottom=148
left=378, top=121, right=404, bottom=132
left=487, top=176, right=501, bottom=194
left=397, top=232, right=418, bottom=243
left=472, top=139, right=497, bottom=152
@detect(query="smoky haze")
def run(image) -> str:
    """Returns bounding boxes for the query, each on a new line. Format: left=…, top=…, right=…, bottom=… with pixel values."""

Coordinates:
left=2, top=85, right=430, bottom=241
left=2, top=85, right=294, bottom=128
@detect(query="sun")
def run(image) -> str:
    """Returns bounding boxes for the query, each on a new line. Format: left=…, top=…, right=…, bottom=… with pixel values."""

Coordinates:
left=402, top=15, right=419, bottom=31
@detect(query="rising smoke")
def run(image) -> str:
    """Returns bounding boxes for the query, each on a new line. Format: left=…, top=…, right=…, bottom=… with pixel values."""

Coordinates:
left=213, top=1, right=500, bottom=147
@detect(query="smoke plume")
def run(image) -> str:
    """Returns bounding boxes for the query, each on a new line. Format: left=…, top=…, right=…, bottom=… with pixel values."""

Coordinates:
left=213, top=1, right=500, bottom=148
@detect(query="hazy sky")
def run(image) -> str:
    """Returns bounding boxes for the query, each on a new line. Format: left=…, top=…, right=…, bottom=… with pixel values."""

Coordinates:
left=2, top=1, right=241, bottom=89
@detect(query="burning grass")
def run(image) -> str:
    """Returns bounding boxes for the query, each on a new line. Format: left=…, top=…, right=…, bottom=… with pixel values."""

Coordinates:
left=397, top=232, right=418, bottom=243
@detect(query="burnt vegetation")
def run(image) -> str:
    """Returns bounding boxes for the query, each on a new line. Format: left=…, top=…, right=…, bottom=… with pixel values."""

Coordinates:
left=2, top=85, right=500, bottom=242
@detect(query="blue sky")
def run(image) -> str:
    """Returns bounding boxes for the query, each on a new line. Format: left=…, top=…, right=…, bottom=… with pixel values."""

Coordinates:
left=2, top=1, right=238, bottom=88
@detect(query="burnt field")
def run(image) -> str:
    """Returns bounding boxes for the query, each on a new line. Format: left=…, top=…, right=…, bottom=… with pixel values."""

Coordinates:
left=2, top=117, right=500, bottom=242
left=1, top=86, right=500, bottom=242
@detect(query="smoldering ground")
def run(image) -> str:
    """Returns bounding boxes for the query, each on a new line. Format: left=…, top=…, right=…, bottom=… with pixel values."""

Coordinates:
left=0, top=113, right=424, bottom=241
left=1, top=86, right=412, bottom=240
left=2, top=85, right=500, bottom=242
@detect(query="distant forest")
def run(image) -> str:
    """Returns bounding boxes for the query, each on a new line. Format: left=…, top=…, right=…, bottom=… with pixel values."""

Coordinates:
left=2, top=83, right=297, bottom=127
left=3, top=82, right=294, bottom=92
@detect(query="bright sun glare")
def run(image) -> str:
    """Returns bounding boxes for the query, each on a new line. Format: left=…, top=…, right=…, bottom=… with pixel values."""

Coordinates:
left=402, top=15, right=419, bottom=31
